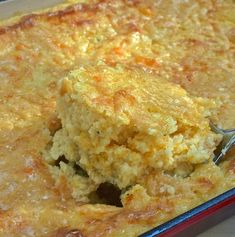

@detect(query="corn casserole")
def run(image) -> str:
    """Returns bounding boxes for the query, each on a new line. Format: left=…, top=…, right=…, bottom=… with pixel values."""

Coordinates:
left=0, top=0, right=235, bottom=236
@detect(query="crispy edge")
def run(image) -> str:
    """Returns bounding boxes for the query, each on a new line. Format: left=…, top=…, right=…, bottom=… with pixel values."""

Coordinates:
left=0, top=0, right=108, bottom=35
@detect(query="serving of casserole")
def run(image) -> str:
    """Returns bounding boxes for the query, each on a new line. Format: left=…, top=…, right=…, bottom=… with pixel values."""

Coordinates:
left=0, top=0, right=234, bottom=236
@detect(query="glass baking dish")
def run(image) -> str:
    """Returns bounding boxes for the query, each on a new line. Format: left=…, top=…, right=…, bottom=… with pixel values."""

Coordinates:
left=141, top=188, right=235, bottom=237
left=0, top=0, right=234, bottom=236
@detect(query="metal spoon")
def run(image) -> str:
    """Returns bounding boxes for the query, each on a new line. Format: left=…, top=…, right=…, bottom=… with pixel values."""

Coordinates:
left=210, top=121, right=235, bottom=165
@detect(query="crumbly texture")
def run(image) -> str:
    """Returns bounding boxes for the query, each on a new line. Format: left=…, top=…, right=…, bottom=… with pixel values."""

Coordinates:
left=0, top=0, right=234, bottom=237
left=46, top=64, right=221, bottom=195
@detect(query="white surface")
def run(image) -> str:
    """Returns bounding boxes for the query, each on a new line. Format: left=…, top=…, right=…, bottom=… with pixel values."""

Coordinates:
left=198, top=215, right=235, bottom=237
left=0, top=0, right=63, bottom=19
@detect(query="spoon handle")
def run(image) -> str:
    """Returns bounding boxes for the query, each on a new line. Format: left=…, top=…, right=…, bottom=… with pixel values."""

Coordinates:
left=213, top=134, right=235, bottom=164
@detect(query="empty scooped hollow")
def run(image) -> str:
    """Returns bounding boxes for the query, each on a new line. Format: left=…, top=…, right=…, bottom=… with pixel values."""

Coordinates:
left=89, top=182, right=123, bottom=207
left=53, top=155, right=122, bottom=206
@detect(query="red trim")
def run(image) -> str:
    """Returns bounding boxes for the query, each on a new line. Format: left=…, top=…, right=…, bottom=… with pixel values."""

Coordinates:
left=158, top=195, right=235, bottom=237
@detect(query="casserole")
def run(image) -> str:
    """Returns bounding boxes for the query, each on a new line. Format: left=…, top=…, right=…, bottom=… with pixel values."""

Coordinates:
left=0, top=0, right=234, bottom=237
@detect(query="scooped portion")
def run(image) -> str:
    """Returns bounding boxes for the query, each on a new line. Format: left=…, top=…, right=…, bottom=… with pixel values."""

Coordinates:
left=45, top=63, right=221, bottom=201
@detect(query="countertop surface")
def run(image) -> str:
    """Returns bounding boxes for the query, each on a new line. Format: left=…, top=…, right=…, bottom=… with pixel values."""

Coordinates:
left=198, top=215, right=235, bottom=237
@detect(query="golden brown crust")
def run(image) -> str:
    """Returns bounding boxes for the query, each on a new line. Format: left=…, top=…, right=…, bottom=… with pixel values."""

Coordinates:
left=0, top=1, right=105, bottom=35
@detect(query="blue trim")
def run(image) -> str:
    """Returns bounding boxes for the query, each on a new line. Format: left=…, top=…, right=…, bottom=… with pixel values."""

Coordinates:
left=140, top=188, right=235, bottom=237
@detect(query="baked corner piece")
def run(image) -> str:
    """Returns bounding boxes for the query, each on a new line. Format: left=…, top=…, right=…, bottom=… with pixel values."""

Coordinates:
left=46, top=63, right=220, bottom=200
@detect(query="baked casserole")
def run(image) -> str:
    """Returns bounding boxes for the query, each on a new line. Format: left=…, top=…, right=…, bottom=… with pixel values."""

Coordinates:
left=0, top=0, right=234, bottom=236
